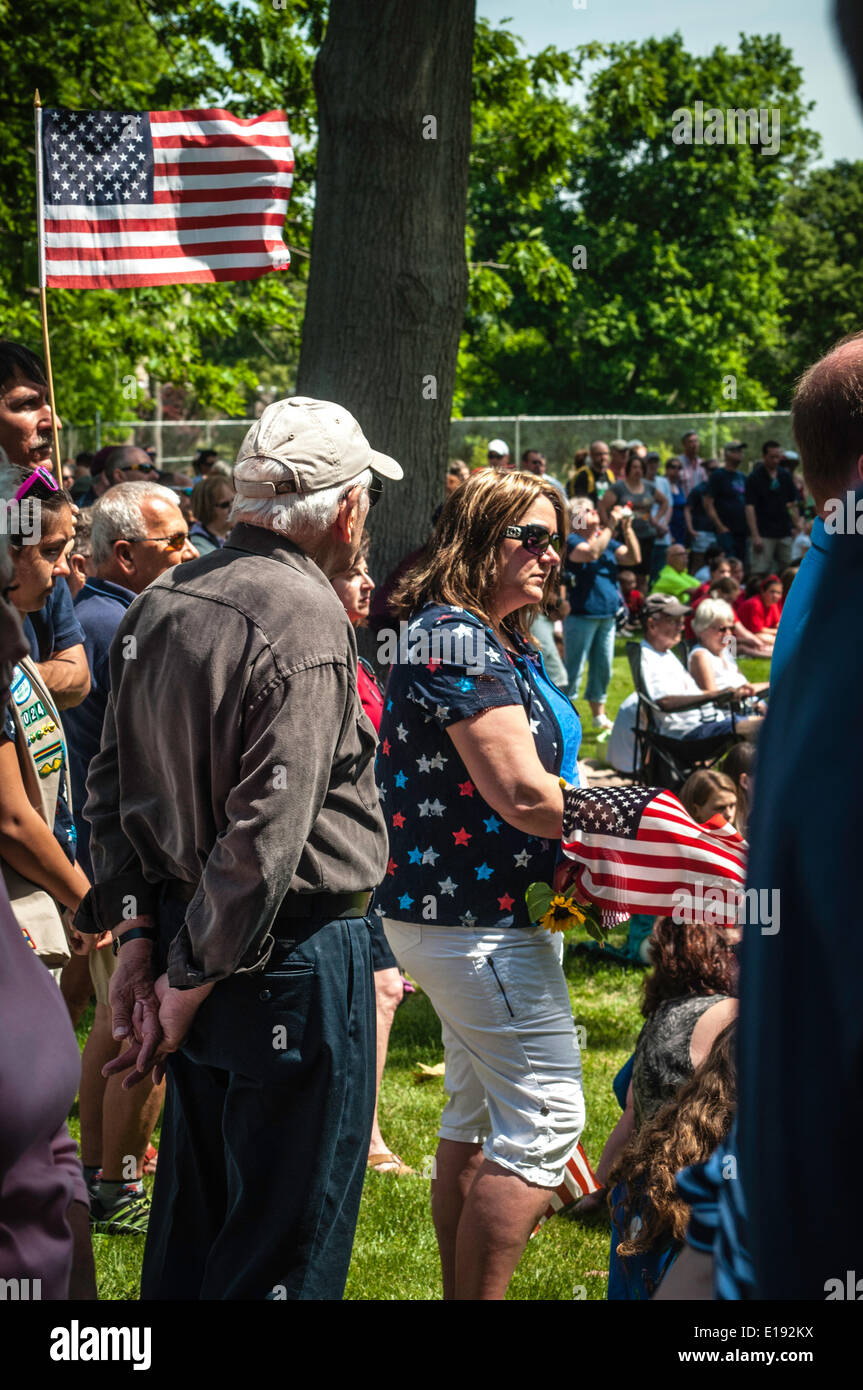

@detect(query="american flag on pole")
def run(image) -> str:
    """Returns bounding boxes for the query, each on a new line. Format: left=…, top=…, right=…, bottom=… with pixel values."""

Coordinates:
left=36, top=107, right=293, bottom=288
left=560, top=785, right=748, bottom=927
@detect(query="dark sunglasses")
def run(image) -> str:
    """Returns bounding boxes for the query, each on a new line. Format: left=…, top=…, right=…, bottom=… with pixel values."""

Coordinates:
left=123, top=463, right=158, bottom=474
left=124, top=531, right=189, bottom=552
left=367, top=476, right=383, bottom=509
left=503, top=523, right=562, bottom=556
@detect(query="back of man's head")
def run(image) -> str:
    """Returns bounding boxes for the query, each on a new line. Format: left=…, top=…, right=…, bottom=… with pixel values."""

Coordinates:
left=791, top=331, right=863, bottom=507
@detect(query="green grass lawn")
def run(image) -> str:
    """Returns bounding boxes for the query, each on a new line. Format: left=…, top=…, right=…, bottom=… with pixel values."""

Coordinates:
left=71, top=941, right=643, bottom=1302
left=71, top=639, right=768, bottom=1301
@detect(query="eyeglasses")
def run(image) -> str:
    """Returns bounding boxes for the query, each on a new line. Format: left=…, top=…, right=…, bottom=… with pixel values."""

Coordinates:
left=124, top=531, right=189, bottom=551
left=13, top=466, right=59, bottom=502
left=503, top=523, right=562, bottom=556
left=367, top=476, right=383, bottom=509
left=122, top=463, right=158, bottom=474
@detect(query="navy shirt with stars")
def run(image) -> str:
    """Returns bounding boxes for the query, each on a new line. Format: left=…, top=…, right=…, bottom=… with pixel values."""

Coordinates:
left=373, top=604, right=581, bottom=930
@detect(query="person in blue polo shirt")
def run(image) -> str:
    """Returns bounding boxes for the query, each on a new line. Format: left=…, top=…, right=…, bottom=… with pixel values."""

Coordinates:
left=63, top=481, right=195, bottom=1238
left=377, top=468, right=586, bottom=1302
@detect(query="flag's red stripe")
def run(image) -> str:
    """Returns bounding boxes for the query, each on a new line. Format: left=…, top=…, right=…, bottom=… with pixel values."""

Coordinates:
left=151, top=187, right=288, bottom=203
left=151, top=134, right=291, bottom=150
left=567, top=815, right=748, bottom=872
left=45, top=213, right=286, bottom=233
left=149, top=109, right=286, bottom=125
left=46, top=240, right=287, bottom=262
left=563, top=837, right=746, bottom=879
left=635, top=828, right=747, bottom=872
left=45, top=264, right=286, bottom=288
left=152, top=159, right=294, bottom=177
left=643, top=801, right=746, bottom=848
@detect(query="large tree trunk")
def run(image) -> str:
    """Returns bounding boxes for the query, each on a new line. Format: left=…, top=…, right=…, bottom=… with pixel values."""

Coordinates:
left=297, top=0, right=475, bottom=626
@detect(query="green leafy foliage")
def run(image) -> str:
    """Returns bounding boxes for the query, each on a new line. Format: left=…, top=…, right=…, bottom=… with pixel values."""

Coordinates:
left=0, top=0, right=323, bottom=426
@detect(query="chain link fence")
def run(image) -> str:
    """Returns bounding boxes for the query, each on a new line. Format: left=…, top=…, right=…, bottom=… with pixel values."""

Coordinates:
left=65, top=410, right=793, bottom=476
left=448, top=412, right=794, bottom=479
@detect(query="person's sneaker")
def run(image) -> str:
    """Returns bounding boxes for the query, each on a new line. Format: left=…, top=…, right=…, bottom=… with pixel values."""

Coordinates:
left=592, top=713, right=613, bottom=731
left=89, top=1184, right=150, bottom=1236
left=84, top=1167, right=102, bottom=1202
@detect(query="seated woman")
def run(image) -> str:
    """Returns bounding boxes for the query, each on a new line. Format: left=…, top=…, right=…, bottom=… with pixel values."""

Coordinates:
left=738, top=573, right=783, bottom=645
left=708, top=576, right=772, bottom=658
left=607, top=1022, right=737, bottom=1300
left=377, top=468, right=585, bottom=1301
left=687, top=598, right=769, bottom=715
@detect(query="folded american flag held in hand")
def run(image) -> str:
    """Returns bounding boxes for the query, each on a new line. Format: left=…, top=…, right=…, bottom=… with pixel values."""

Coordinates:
left=560, top=785, right=748, bottom=927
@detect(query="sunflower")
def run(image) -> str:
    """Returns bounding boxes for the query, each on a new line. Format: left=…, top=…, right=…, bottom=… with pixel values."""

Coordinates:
left=538, top=893, right=588, bottom=934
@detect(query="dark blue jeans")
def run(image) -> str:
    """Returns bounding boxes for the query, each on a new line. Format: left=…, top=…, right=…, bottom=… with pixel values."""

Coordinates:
left=141, top=896, right=376, bottom=1300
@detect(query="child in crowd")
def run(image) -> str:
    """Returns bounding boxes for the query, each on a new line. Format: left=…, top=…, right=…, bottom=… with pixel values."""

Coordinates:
left=679, top=768, right=739, bottom=829
left=606, top=1022, right=737, bottom=1299
left=721, top=741, right=756, bottom=837
left=617, top=568, right=643, bottom=631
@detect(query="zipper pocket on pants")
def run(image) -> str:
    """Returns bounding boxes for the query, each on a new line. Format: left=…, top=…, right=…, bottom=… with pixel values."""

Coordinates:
left=486, top=955, right=515, bottom=1018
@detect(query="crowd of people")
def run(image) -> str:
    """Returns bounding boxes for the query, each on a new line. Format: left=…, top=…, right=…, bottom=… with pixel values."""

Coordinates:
left=0, top=323, right=857, bottom=1305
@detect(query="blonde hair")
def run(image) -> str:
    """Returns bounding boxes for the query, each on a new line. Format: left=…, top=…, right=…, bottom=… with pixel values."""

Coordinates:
left=390, top=469, right=566, bottom=636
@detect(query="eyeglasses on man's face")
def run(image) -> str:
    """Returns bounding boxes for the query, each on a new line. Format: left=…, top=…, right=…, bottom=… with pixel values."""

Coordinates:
left=123, top=531, right=189, bottom=552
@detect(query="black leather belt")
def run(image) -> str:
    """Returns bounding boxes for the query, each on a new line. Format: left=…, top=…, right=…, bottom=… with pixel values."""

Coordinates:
left=161, top=881, right=371, bottom=921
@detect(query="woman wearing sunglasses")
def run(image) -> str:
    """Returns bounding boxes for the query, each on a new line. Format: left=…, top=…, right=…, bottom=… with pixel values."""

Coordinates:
left=188, top=474, right=235, bottom=556
left=376, top=469, right=586, bottom=1300
left=688, top=598, right=769, bottom=714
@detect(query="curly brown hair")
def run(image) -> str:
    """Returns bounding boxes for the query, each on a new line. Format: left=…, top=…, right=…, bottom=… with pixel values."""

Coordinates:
left=388, top=469, right=567, bottom=637
left=609, top=1021, right=737, bottom=1257
left=641, top=917, right=738, bottom=1020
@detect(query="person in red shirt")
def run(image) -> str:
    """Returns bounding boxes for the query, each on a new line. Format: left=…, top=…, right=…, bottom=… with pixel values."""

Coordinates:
left=738, top=574, right=783, bottom=645
left=329, top=536, right=410, bottom=1175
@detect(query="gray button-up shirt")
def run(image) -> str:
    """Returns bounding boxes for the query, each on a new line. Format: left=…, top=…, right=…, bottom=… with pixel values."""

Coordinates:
left=79, top=523, right=388, bottom=988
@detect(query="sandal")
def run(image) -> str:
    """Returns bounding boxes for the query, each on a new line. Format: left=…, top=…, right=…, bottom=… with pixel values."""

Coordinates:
left=367, top=1152, right=414, bottom=1176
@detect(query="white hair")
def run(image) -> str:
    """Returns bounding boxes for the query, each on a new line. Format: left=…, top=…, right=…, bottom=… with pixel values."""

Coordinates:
left=229, top=455, right=372, bottom=543
left=91, top=481, right=183, bottom=566
left=692, top=597, right=736, bottom=636
left=568, top=496, right=593, bottom=531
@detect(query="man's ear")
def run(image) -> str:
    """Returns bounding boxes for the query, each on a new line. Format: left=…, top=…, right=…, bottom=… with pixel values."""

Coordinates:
left=112, top=539, right=136, bottom=579
left=334, top=485, right=364, bottom=544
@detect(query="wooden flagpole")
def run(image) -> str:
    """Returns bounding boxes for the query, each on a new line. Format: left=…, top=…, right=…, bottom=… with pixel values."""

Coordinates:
left=33, top=90, right=63, bottom=487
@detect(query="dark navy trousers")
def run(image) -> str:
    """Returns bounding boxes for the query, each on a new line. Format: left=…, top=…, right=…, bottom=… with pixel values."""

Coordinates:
left=141, top=898, right=376, bottom=1300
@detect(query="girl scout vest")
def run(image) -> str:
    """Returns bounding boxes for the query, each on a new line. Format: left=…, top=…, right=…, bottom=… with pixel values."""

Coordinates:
left=2, top=656, right=73, bottom=966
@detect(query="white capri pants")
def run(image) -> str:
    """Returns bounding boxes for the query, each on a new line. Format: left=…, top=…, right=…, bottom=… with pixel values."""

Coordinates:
left=383, top=920, right=585, bottom=1188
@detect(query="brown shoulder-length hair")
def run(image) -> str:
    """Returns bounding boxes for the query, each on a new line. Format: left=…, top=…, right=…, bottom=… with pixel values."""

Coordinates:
left=641, top=917, right=738, bottom=1020
left=389, top=469, right=567, bottom=637
left=609, top=1021, right=737, bottom=1259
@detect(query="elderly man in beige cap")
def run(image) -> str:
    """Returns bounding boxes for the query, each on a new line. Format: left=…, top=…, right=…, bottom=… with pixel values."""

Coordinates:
left=75, top=397, right=402, bottom=1300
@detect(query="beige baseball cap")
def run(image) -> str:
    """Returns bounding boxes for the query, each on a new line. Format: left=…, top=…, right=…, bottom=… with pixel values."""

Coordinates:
left=233, top=396, right=403, bottom=499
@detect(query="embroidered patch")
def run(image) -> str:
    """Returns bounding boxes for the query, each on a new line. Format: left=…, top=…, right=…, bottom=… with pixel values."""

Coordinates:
left=11, top=668, right=32, bottom=705
left=21, top=702, right=47, bottom=728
